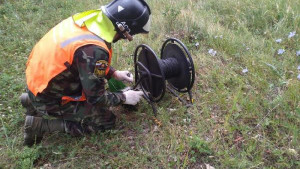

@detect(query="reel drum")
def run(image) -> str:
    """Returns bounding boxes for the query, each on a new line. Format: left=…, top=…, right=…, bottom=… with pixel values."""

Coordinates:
left=134, top=38, right=195, bottom=104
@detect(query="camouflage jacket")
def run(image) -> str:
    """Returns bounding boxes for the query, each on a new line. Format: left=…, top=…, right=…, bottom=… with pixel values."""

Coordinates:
left=32, top=44, right=125, bottom=106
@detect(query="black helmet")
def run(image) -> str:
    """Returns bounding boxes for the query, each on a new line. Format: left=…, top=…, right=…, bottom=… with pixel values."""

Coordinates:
left=102, top=0, right=151, bottom=37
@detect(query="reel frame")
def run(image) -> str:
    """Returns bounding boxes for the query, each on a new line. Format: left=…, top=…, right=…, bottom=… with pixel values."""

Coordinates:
left=133, top=38, right=195, bottom=115
left=161, top=38, right=195, bottom=93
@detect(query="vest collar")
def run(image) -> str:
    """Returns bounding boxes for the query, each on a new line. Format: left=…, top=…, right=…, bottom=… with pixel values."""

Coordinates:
left=72, top=9, right=116, bottom=43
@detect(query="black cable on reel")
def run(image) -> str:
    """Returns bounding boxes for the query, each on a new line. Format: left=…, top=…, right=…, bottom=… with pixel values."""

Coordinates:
left=158, top=58, right=180, bottom=79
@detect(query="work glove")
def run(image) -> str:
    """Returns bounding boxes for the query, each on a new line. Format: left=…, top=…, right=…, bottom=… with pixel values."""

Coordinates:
left=113, top=70, right=133, bottom=83
left=123, top=90, right=144, bottom=105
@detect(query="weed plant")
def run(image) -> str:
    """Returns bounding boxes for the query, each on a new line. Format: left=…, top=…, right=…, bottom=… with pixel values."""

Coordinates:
left=0, top=0, right=299, bottom=168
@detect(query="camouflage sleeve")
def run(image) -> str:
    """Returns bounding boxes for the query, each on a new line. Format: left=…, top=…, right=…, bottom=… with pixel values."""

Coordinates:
left=74, top=44, right=125, bottom=106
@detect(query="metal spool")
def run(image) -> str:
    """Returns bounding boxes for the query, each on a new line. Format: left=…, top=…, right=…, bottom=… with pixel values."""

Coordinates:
left=134, top=38, right=195, bottom=103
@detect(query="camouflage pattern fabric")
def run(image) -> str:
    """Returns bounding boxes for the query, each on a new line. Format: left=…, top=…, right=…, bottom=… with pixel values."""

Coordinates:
left=26, top=44, right=125, bottom=136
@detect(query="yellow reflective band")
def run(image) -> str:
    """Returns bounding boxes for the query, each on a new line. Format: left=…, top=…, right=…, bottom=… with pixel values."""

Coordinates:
left=60, top=34, right=104, bottom=48
left=72, top=9, right=116, bottom=43
left=73, top=10, right=99, bottom=26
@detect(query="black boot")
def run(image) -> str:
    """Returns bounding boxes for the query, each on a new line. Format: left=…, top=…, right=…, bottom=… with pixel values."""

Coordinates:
left=23, top=116, right=66, bottom=147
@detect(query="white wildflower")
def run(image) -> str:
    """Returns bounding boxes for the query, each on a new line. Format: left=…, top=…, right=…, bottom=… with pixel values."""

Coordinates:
left=288, top=31, right=296, bottom=38
left=298, top=65, right=300, bottom=70
left=275, top=39, right=282, bottom=43
left=242, top=68, right=248, bottom=74
left=208, top=49, right=217, bottom=56
left=168, top=108, right=176, bottom=112
left=288, top=149, right=298, bottom=156
left=278, top=49, right=285, bottom=55
left=205, top=164, right=215, bottom=169
left=153, top=125, right=159, bottom=132
left=242, top=44, right=250, bottom=50
left=214, top=35, right=223, bottom=39
left=298, top=74, right=300, bottom=80
left=297, top=50, right=300, bottom=56
left=195, top=42, right=199, bottom=47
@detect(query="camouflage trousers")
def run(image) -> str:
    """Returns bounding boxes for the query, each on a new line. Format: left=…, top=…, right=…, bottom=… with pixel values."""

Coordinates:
left=26, top=92, right=116, bottom=136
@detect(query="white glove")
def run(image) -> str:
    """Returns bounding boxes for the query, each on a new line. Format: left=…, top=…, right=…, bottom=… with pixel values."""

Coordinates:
left=123, top=90, right=144, bottom=105
left=113, top=70, right=133, bottom=83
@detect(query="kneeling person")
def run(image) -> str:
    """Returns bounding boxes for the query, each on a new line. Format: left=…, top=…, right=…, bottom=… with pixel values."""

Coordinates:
left=21, top=0, right=151, bottom=146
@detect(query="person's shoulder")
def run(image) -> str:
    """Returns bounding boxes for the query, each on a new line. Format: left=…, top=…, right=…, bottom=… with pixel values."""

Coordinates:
left=75, top=45, right=109, bottom=60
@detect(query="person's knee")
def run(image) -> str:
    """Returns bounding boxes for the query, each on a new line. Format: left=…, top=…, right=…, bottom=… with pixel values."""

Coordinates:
left=94, top=112, right=116, bottom=130
left=64, top=113, right=116, bottom=137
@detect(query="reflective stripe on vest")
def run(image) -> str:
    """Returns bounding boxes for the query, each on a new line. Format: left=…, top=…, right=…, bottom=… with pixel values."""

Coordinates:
left=26, top=17, right=112, bottom=103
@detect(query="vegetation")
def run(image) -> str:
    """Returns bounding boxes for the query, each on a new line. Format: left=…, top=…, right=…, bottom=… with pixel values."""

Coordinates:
left=0, top=0, right=299, bottom=168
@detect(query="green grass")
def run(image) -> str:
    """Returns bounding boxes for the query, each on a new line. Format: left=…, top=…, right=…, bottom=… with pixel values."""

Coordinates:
left=1, top=0, right=299, bottom=168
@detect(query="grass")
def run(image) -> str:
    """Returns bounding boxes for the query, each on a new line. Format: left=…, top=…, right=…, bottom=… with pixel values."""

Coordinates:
left=0, top=0, right=299, bottom=168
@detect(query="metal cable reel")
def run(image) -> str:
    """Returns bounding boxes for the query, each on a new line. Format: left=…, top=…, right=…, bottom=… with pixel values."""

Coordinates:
left=133, top=38, right=195, bottom=115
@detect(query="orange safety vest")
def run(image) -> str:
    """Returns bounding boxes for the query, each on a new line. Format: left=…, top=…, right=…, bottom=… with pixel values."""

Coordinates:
left=26, top=17, right=113, bottom=104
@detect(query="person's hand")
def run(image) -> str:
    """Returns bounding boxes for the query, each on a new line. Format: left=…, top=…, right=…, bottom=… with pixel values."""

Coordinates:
left=113, top=70, right=133, bottom=83
left=123, top=90, right=144, bottom=105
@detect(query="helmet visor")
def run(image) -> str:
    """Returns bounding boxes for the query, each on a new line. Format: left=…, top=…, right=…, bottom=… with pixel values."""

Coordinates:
left=142, top=16, right=151, bottom=33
